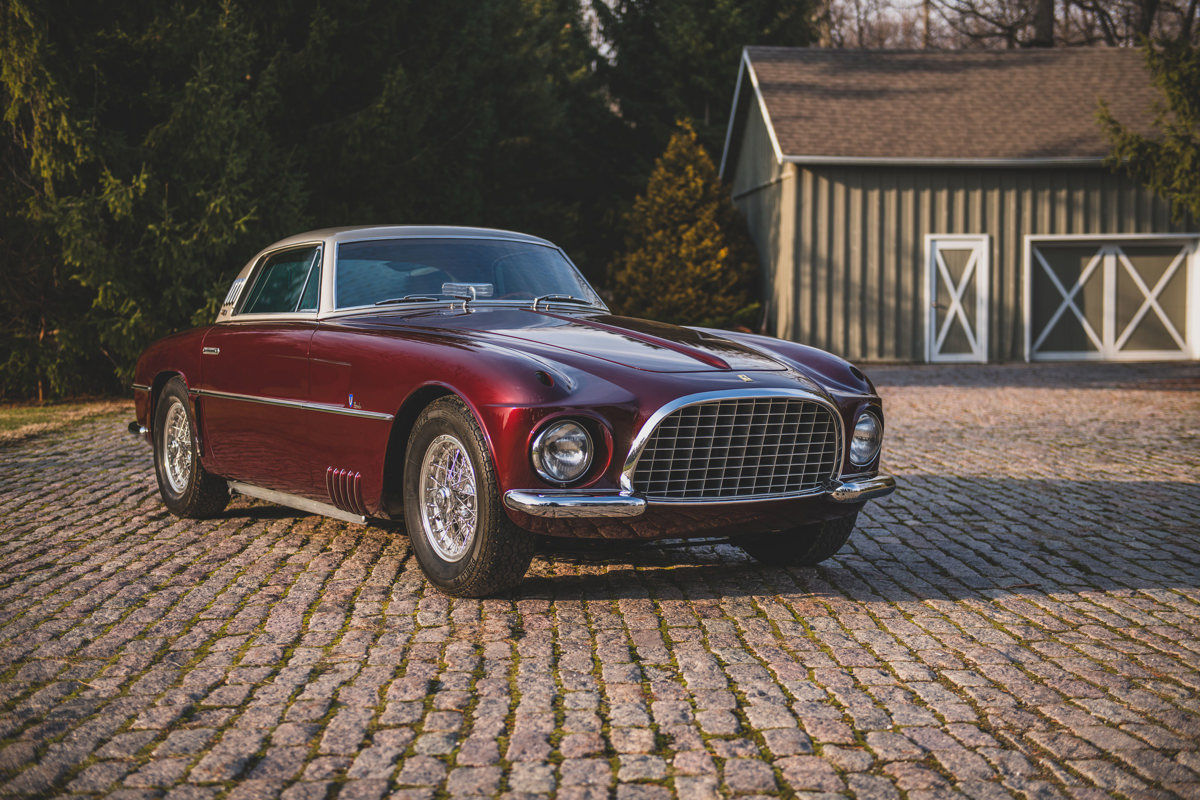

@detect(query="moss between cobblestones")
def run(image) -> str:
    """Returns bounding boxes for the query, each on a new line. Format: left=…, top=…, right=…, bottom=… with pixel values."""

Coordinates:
left=494, top=607, right=522, bottom=795
left=0, top=512, right=272, bottom=793
left=544, top=599, right=568, bottom=770
left=4, top=369, right=1200, bottom=798
left=189, top=518, right=315, bottom=792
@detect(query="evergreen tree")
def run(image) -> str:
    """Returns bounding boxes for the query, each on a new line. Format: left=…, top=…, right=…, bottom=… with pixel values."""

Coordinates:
left=610, top=121, right=760, bottom=329
left=0, top=0, right=615, bottom=398
left=594, top=0, right=818, bottom=170
left=1101, top=38, right=1200, bottom=224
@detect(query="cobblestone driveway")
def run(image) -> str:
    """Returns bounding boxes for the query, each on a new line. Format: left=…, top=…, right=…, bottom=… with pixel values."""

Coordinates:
left=1, top=363, right=1198, bottom=799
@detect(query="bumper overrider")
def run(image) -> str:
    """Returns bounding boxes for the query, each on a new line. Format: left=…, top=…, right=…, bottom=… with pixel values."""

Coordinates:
left=504, top=474, right=896, bottom=519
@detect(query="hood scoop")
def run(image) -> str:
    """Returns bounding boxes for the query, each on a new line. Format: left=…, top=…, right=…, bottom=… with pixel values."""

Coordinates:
left=490, top=310, right=786, bottom=373
left=543, top=313, right=732, bottom=369
left=354, top=307, right=788, bottom=373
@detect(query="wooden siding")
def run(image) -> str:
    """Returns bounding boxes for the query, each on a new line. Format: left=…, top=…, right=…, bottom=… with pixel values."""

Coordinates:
left=730, top=97, right=785, bottom=197
left=732, top=102, right=793, bottom=337
left=737, top=164, right=1192, bottom=362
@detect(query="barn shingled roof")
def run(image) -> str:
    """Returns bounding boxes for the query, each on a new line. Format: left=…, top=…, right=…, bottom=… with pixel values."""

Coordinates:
left=722, top=46, right=1158, bottom=171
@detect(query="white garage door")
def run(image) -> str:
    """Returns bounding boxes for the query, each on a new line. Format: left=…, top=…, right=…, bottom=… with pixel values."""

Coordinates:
left=926, top=234, right=990, bottom=363
left=1025, top=235, right=1199, bottom=361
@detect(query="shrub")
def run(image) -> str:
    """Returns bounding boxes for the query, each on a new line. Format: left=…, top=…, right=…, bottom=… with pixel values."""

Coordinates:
left=609, top=120, right=761, bottom=329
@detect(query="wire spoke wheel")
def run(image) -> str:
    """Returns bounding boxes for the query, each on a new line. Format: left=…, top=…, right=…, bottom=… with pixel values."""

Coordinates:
left=418, top=434, right=478, bottom=562
left=152, top=377, right=229, bottom=519
left=163, top=399, right=194, bottom=494
left=403, top=396, right=534, bottom=597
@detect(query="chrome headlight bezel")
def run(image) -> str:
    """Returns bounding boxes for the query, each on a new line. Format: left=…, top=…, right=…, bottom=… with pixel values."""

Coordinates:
left=849, top=410, right=883, bottom=467
left=532, top=419, right=594, bottom=484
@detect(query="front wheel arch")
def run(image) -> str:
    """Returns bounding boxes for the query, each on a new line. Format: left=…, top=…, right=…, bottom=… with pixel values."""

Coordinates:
left=401, top=395, right=534, bottom=596
left=380, top=386, right=454, bottom=518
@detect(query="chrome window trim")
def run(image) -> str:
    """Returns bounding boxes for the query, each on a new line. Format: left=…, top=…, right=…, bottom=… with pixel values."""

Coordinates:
left=328, top=231, right=556, bottom=246
left=192, top=388, right=394, bottom=421
left=330, top=237, right=607, bottom=314
left=294, top=248, right=322, bottom=312
left=620, top=388, right=845, bottom=500
left=316, top=299, right=607, bottom=320
left=217, top=312, right=320, bottom=324
left=232, top=243, right=325, bottom=318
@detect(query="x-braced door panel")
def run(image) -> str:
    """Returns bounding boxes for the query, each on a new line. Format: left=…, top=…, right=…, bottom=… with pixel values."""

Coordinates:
left=1026, top=237, right=1198, bottom=361
left=926, top=235, right=989, bottom=363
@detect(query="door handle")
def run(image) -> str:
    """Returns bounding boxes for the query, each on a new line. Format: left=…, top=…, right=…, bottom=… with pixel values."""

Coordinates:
left=202, top=347, right=220, bottom=355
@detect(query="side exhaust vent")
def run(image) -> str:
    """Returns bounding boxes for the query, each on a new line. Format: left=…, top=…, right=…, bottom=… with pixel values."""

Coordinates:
left=326, top=467, right=368, bottom=516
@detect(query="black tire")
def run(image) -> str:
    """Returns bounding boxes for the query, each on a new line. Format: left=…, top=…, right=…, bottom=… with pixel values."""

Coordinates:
left=403, top=396, right=534, bottom=597
left=152, top=378, right=229, bottom=518
left=738, top=510, right=859, bottom=566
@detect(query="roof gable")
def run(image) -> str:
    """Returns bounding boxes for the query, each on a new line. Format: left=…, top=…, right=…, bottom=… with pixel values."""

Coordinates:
left=722, top=46, right=1157, bottom=173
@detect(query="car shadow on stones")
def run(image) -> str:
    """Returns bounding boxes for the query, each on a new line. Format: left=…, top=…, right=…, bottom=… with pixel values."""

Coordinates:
left=169, top=473, right=1198, bottom=604
left=520, top=475, right=1200, bottom=603
left=870, top=360, right=1200, bottom=390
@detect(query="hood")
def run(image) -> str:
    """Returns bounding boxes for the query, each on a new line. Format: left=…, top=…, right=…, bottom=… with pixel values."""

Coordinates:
left=356, top=307, right=789, bottom=373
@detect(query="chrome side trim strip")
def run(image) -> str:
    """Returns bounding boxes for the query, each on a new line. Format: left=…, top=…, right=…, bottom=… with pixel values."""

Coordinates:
left=229, top=481, right=368, bottom=525
left=131, top=383, right=151, bottom=392
left=829, top=474, right=897, bottom=503
left=193, top=389, right=394, bottom=421
left=504, top=490, right=647, bottom=518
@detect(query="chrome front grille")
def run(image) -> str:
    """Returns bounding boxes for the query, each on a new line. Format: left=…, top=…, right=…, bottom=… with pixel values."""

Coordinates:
left=630, top=396, right=840, bottom=501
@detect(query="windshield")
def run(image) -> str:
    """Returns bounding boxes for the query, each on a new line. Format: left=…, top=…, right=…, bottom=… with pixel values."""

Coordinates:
left=335, top=237, right=605, bottom=310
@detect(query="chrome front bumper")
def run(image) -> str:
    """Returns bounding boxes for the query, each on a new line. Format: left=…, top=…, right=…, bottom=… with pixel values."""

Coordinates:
left=504, top=491, right=647, bottom=518
left=828, top=474, right=897, bottom=503
left=504, top=474, right=896, bottom=519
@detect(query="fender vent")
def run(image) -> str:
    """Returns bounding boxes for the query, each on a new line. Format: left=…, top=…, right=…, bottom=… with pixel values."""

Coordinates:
left=326, top=467, right=368, bottom=516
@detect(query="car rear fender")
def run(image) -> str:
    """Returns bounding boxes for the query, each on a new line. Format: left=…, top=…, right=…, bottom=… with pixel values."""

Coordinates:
left=143, top=370, right=216, bottom=466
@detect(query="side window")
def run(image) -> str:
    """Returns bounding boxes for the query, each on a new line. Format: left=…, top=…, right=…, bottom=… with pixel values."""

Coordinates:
left=239, top=247, right=322, bottom=315
left=297, top=257, right=321, bottom=311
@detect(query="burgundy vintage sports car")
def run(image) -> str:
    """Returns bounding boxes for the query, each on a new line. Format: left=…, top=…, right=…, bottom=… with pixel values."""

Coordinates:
left=130, top=226, right=895, bottom=596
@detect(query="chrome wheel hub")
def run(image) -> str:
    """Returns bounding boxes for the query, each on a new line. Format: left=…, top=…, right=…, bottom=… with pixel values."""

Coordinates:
left=418, top=434, right=478, bottom=562
left=163, top=399, right=193, bottom=494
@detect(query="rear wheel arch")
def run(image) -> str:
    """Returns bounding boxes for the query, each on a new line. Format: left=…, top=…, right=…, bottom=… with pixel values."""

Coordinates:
left=152, top=376, right=229, bottom=518
left=148, top=371, right=184, bottom=438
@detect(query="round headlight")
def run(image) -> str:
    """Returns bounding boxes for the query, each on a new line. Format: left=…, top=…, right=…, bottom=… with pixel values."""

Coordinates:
left=532, top=420, right=593, bottom=483
left=849, top=411, right=882, bottom=466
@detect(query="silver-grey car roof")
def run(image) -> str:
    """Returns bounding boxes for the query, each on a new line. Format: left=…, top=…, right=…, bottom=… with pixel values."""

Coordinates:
left=263, top=225, right=554, bottom=251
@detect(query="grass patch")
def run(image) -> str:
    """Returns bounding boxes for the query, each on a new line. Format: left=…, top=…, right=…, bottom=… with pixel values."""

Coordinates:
left=0, top=399, right=131, bottom=443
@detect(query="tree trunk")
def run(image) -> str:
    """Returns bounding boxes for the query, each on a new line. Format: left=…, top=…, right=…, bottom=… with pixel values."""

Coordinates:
left=1030, top=0, right=1055, bottom=46
left=1135, top=0, right=1160, bottom=38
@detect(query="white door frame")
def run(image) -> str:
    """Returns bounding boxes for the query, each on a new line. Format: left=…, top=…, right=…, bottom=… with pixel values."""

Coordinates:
left=1024, top=234, right=1200, bottom=362
left=925, top=234, right=990, bottom=363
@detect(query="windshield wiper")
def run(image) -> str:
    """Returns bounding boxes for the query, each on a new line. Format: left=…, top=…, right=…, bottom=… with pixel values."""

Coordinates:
left=374, top=295, right=440, bottom=306
left=532, top=294, right=593, bottom=311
